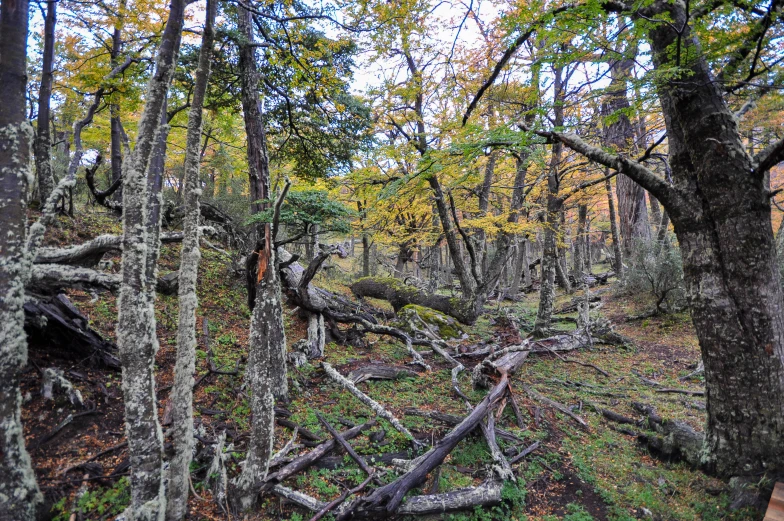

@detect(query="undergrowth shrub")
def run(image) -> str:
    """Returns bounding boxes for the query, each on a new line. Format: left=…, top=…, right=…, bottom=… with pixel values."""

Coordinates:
left=617, top=239, right=686, bottom=314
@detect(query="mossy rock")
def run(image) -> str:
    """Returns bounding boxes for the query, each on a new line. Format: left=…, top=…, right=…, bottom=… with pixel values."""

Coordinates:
left=396, top=304, right=467, bottom=340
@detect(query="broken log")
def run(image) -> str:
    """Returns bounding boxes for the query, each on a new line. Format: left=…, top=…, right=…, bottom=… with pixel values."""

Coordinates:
left=24, top=293, right=120, bottom=369
left=403, top=408, right=523, bottom=444
left=397, top=481, right=503, bottom=515
left=322, top=363, right=419, bottom=445
left=33, top=232, right=183, bottom=267
left=521, top=385, right=590, bottom=431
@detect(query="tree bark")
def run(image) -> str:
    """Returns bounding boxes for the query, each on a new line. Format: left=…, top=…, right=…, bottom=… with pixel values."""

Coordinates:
left=0, top=0, right=45, bottom=518
left=573, top=204, right=587, bottom=278
left=166, top=0, right=215, bottom=517
left=35, top=0, right=57, bottom=205
left=116, top=0, right=184, bottom=517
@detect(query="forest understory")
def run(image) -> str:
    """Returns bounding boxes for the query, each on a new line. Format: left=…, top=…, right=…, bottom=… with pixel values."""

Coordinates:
left=24, top=208, right=753, bottom=521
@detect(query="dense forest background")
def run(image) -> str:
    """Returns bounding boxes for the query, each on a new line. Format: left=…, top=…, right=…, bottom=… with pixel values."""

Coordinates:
left=1, top=0, right=783, bottom=519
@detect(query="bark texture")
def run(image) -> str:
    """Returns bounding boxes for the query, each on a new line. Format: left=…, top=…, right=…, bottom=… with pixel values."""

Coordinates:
left=0, top=1, right=44, bottom=518
left=116, top=0, right=184, bottom=517
left=165, top=0, right=215, bottom=517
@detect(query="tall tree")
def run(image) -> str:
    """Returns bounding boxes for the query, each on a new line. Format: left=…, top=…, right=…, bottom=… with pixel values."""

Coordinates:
left=166, top=0, right=216, bottom=517
left=116, top=0, right=184, bottom=517
left=468, top=0, right=784, bottom=478
left=0, top=0, right=44, bottom=518
left=232, top=3, right=286, bottom=510
left=35, top=0, right=57, bottom=205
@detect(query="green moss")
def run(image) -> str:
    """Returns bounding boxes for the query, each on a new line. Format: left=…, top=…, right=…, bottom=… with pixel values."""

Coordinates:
left=398, top=304, right=466, bottom=339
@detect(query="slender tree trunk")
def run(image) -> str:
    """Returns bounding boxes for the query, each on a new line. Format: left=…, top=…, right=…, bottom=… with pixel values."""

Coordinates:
left=35, top=0, right=56, bottom=205
left=362, top=234, right=371, bottom=277
left=233, top=4, right=287, bottom=509
left=477, top=150, right=498, bottom=273
left=0, top=1, right=44, bottom=518
left=145, top=99, right=170, bottom=296
left=605, top=175, right=623, bottom=275
left=166, top=1, right=215, bottom=517
left=534, top=65, right=566, bottom=336
left=109, top=0, right=127, bottom=204
left=573, top=204, right=587, bottom=278
left=116, top=0, right=184, bottom=517
left=585, top=217, right=593, bottom=274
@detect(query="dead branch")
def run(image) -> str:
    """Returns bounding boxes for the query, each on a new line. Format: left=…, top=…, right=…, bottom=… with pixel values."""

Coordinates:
left=348, top=365, right=419, bottom=385
left=347, top=374, right=509, bottom=518
left=521, top=385, right=590, bottom=431
left=264, top=421, right=376, bottom=486
left=322, top=362, right=419, bottom=446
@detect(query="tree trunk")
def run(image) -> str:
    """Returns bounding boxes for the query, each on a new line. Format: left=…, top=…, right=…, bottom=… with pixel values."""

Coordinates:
left=109, top=0, right=127, bottom=205
left=0, top=0, right=45, bottom=518
left=534, top=65, right=566, bottom=336
left=644, top=4, right=784, bottom=477
left=233, top=4, right=287, bottom=509
left=166, top=1, right=215, bottom=517
left=605, top=175, right=623, bottom=275
left=116, top=0, right=184, bottom=517
left=35, top=0, right=56, bottom=205
left=534, top=200, right=560, bottom=336
left=573, top=204, right=587, bottom=278
left=362, top=234, right=371, bottom=277
left=603, top=53, right=650, bottom=252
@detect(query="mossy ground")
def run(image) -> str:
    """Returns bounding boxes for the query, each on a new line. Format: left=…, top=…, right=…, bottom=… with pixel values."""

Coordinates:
left=26, top=207, right=760, bottom=520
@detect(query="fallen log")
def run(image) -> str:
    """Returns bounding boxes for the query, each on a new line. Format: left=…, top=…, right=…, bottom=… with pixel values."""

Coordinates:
left=396, top=481, right=502, bottom=515
left=402, top=408, right=522, bottom=444
left=521, top=385, right=590, bottom=431
left=322, top=363, right=419, bottom=445
left=350, top=277, right=478, bottom=325
left=272, top=481, right=503, bottom=518
left=33, top=232, right=183, bottom=267
left=24, top=293, right=120, bottom=369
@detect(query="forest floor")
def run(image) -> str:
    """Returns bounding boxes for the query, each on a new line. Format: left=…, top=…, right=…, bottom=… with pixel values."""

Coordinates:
left=24, top=208, right=761, bottom=521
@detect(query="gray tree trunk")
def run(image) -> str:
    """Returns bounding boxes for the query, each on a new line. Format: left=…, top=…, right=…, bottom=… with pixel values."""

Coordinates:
left=0, top=1, right=45, bottom=518
left=34, top=0, right=56, bottom=205
left=116, top=0, right=184, bottom=518
left=166, top=1, right=216, bottom=517
left=603, top=53, right=650, bottom=251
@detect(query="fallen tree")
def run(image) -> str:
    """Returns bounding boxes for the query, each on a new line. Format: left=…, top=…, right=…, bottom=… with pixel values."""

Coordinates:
left=351, top=277, right=477, bottom=325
